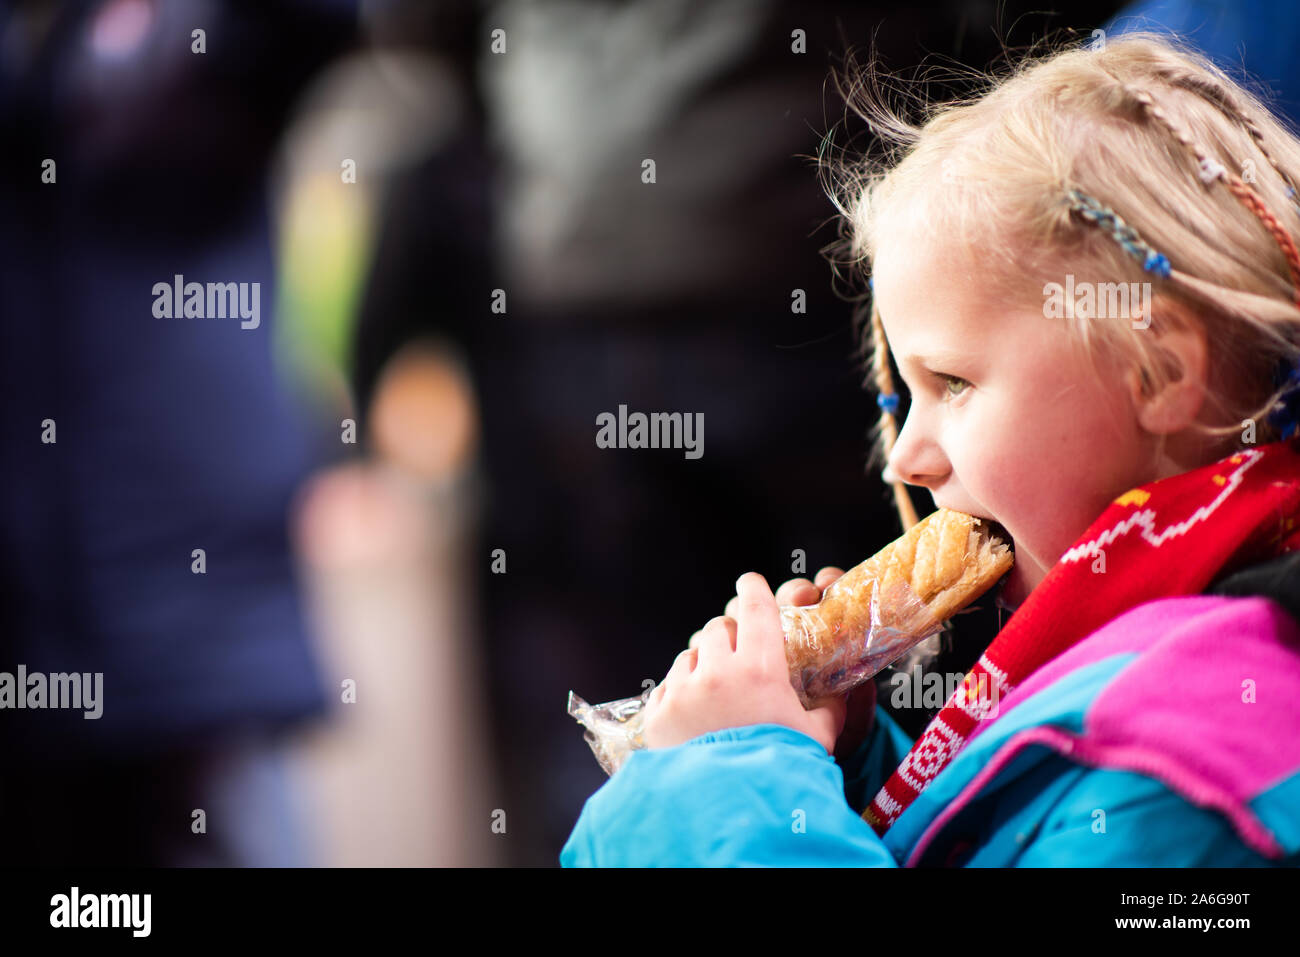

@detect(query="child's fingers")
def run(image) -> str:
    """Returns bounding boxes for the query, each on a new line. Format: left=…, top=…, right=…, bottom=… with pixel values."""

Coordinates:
left=721, top=570, right=829, bottom=651
left=733, top=572, right=784, bottom=670
left=662, top=646, right=698, bottom=687
left=695, top=615, right=737, bottom=671
left=813, top=566, right=846, bottom=591
left=774, top=577, right=819, bottom=606
left=727, top=574, right=824, bottom=621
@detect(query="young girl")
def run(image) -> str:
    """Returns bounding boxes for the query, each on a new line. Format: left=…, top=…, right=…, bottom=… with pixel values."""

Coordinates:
left=561, top=32, right=1300, bottom=867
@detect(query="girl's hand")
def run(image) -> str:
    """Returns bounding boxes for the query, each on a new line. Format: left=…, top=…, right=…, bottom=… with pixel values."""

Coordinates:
left=643, top=572, right=846, bottom=754
left=709, top=565, right=877, bottom=762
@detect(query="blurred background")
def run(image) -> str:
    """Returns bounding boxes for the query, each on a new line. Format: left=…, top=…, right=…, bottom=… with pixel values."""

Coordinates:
left=3, top=0, right=1295, bottom=866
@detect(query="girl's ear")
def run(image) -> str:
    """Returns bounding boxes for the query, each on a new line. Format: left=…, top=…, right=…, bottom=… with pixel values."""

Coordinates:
left=1127, top=308, right=1210, bottom=435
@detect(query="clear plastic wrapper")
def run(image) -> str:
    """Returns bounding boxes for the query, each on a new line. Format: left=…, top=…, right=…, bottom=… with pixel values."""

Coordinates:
left=566, top=688, right=652, bottom=778
left=567, top=574, right=944, bottom=776
left=782, top=574, right=944, bottom=705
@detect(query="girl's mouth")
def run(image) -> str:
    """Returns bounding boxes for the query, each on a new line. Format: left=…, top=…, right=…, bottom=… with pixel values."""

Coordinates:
left=988, top=520, right=1013, bottom=548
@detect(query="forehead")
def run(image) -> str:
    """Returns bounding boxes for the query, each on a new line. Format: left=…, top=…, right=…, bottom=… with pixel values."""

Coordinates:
left=871, top=237, right=1003, bottom=363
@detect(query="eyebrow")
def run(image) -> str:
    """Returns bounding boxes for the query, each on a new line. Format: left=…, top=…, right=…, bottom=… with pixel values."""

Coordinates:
left=876, top=310, right=976, bottom=375
left=894, top=350, right=972, bottom=372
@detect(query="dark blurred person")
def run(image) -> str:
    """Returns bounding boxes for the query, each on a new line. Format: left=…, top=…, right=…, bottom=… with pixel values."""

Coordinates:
left=0, top=0, right=355, bottom=865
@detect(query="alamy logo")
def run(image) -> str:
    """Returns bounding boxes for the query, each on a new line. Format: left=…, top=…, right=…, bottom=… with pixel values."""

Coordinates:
left=1043, top=274, right=1152, bottom=328
left=50, top=887, right=150, bottom=937
left=596, top=404, right=703, bottom=459
left=889, top=666, right=1001, bottom=718
left=152, top=274, right=260, bottom=329
left=0, top=665, right=102, bottom=718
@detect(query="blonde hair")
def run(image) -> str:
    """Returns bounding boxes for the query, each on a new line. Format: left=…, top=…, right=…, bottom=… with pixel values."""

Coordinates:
left=819, top=30, right=1300, bottom=673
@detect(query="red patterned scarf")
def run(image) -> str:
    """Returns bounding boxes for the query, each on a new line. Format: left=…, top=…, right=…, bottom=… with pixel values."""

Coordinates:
left=864, top=439, right=1300, bottom=834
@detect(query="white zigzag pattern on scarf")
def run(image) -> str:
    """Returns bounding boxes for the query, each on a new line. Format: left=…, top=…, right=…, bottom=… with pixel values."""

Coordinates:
left=954, top=656, right=1015, bottom=720
left=958, top=684, right=1000, bottom=720
left=875, top=790, right=902, bottom=817
left=885, top=638, right=1021, bottom=807
left=1059, top=448, right=1263, bottom=564
left=896, top=716, right=963, bottom=790
left=956, top=657, right=1013, bottom=717
left=905, top=656, right=1020, bottom=786
left=978, top=653, right=1009, bottom=686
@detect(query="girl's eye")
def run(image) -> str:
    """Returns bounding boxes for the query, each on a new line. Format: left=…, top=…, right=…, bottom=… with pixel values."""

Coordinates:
left=938, top=374, right=970, bottom=398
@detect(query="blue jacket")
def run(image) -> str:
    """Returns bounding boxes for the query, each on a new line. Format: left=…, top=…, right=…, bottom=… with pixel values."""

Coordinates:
left=562, top=558, right=1300, bottom=866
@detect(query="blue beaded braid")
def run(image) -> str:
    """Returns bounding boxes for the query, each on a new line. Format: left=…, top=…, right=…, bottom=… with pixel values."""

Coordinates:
left=1066, top=189, right=1172, bottom=278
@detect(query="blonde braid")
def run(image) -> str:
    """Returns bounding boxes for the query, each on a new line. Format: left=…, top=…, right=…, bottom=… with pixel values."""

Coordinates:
left=1123, top=83, right=1300, bottom=305
left=1124, top=84, right=1220, bottom=173
left=869, top=300, right=920, bottom=531
left=1169, top=71, right=1300, bottom=197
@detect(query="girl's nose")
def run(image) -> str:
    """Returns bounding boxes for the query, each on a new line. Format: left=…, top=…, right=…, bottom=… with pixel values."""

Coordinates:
left=886, top=413, right=948, bottom=490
